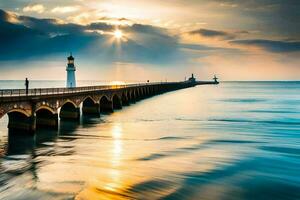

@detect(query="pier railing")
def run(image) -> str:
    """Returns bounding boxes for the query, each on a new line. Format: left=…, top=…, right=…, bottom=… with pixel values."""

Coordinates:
left=0, top=82, right=181, bottom=97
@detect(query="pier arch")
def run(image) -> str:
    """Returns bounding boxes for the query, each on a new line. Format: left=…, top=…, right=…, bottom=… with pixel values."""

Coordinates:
left=7, top=109, right=31, bottom=118
left=59, top=101, right=80, bottom=121
left=128, top=91, right=135, bottom=103
left=126, top=92, right=131, bottom=102
left=143, top=88, right=147, bottom=97
left=150, top=86, right=154, bottom=95
left=7, top=109, right=35, bottom=132
left=35, top=107, right=58, bottom=129
left=135, top=89, right=140, bottom=100
left=147, top=87, right=151, bottom=96
left=82, top=96, right=100, bottom=116
left=121, top=92, right=129, bottom=106
left=112, top=94, right=122, bottom=109
left=142, top=88, right=146, bottom=98
left=139, top=88, right=144, bottom=99
left=100, top=95, right=113, bottom=113
left=81, top=96, right=96, bottom=105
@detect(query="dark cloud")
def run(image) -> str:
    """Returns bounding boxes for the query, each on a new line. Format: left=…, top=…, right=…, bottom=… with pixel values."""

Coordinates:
left=0, top=9, right=10, bottom=21
left=230, top=39, right=300, bottom=53
left=0, top=9, right=180, bottom=64
left=214, top=0, right=300, bottom=39
left=189, top=28, right=236, bottom=40
left=126, top=24, right=166, bottom=36
left=87, top=22, right=114, bottom=32
left=234, top=30, right=249, bottom=34
left=180, top=43, right=242, bottom=53
left=0, top=10, right=95, bottom=60
left=19, top=16, right=86, bottom=35
left=180, top=43, right=223, bottom=51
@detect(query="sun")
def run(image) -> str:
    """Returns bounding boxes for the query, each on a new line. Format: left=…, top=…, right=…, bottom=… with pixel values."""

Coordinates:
left=114, top=30, right=123, bottom=39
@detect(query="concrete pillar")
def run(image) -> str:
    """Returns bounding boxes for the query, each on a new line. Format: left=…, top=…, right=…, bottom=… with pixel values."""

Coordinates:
left=82, top=103, right=100, bottom=116
left=113, top=99, right=122, bottom=109
left=100, top=101, right=113, bottom=113
left=150, top=87, right=155, bottom=96
left=146, top=87, right=150, bottom=97
left=122, top=97, right=129, bottom=106
left=135, top=91, right=141, bottom=101
left=140, top=89, right=145, bottom=99
left=60, top=107, right=80, bottom=121
left=131, top=98, right=136, bottom=103
left=129, top=93, right=136, bottom=103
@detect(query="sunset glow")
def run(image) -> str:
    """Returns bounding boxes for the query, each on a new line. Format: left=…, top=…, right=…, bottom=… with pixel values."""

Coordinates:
left=113, top=30, right=123, bottom=39
left=0, top=1, right=299, bottom=80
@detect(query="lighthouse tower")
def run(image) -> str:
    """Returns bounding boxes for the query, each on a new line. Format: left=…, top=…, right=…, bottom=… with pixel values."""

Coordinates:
left=66, top=53, right=76, bottom=88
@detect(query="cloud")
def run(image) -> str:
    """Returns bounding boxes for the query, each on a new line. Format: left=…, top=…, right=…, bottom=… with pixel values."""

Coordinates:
left=23, top=4, right=45, bottom=14
left=219, top=2, right=238, bottom=8
left=0, top=9, right=181, bottom=65
left=51, top=6, right=80, bottom=14
left=18, top=15, right=85, bottom=35
left=180, top=43, right=227, bottom=52
left=230, top=39, right=300, bottom=53
left=0, top=1, right=299, bottom=80
left=189, top=28, right=236, bottom=40
left=97, top=16, right=133, bottom=26
left=0, top=9, right=9, bottom=21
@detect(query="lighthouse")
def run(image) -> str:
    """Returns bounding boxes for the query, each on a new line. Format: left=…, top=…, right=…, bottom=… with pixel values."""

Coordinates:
left=66, top=53, right=76, bottom=88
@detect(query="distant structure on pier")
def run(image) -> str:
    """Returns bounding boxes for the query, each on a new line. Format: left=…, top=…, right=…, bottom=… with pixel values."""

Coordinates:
left=188, top=73, right=196, bottom=83
left=213, top=75, right=219, bottom=84
left=66, top=53, right=76, bottom=88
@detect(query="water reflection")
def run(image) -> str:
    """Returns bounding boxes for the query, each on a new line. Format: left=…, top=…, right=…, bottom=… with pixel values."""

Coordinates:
left=0, top=82, right=300, bottom=199
left=7, top=131, right=36, bottom=155
left=106, top=123, right=123, bottom=193
left=59, top=120, right=80, bottom=136
left=0, top=120, right=83, bottom=199
left=111, top=123, right=123, bottom=167
left=75, top=122, right=127, bottom=199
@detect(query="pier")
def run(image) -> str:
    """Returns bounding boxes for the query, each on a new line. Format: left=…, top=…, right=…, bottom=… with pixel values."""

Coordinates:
left=0, top=81, right=217, bottom=133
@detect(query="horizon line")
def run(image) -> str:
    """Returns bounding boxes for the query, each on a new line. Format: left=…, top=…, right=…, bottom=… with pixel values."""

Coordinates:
left=0, top=79, right=300, bottom=82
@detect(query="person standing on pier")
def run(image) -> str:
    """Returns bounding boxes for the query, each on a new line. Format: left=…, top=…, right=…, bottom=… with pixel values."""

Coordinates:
left=25, top=78, right=29, bottom=95
left=213, top=75, right=219, bottom=84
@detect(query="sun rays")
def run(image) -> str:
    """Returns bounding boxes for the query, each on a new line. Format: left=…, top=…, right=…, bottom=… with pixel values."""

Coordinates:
left=113, top=30, right=123, bottom=39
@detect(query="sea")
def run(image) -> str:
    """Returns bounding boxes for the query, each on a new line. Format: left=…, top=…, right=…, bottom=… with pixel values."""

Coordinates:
left=0, top=81, right=299, bottom=200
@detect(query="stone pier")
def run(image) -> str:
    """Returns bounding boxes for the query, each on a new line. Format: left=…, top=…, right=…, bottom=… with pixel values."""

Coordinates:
left=0, top=81, right=212, bottom=134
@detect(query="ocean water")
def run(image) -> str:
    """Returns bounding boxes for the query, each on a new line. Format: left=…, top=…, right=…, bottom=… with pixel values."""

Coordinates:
left=0, top=81, right=299, bottom=200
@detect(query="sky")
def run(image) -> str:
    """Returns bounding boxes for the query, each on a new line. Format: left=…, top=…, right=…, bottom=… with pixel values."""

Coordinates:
left=0, top=0, right=299, bottom=81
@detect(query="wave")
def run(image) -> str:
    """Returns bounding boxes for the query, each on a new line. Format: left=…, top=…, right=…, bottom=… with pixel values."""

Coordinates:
left=136, top=153, right=167, bottom=161
left=260, top=146, right=300, bottom=156
left=208, top=118, right=300, bottom=125
left=175, top=118, right=204, bottom=122
left=137, top=119, right=161, bottom=122
left=145, top=136, right=189, bottom=141
left=247, top=110, right=300, bottom=114
left=208, top=139, right=264, bottom=144
left=220, top=98, right=266, bottom=103
left=159, top=157, right=300, bottom=200
left=176, top=117, right=300, bottom=125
